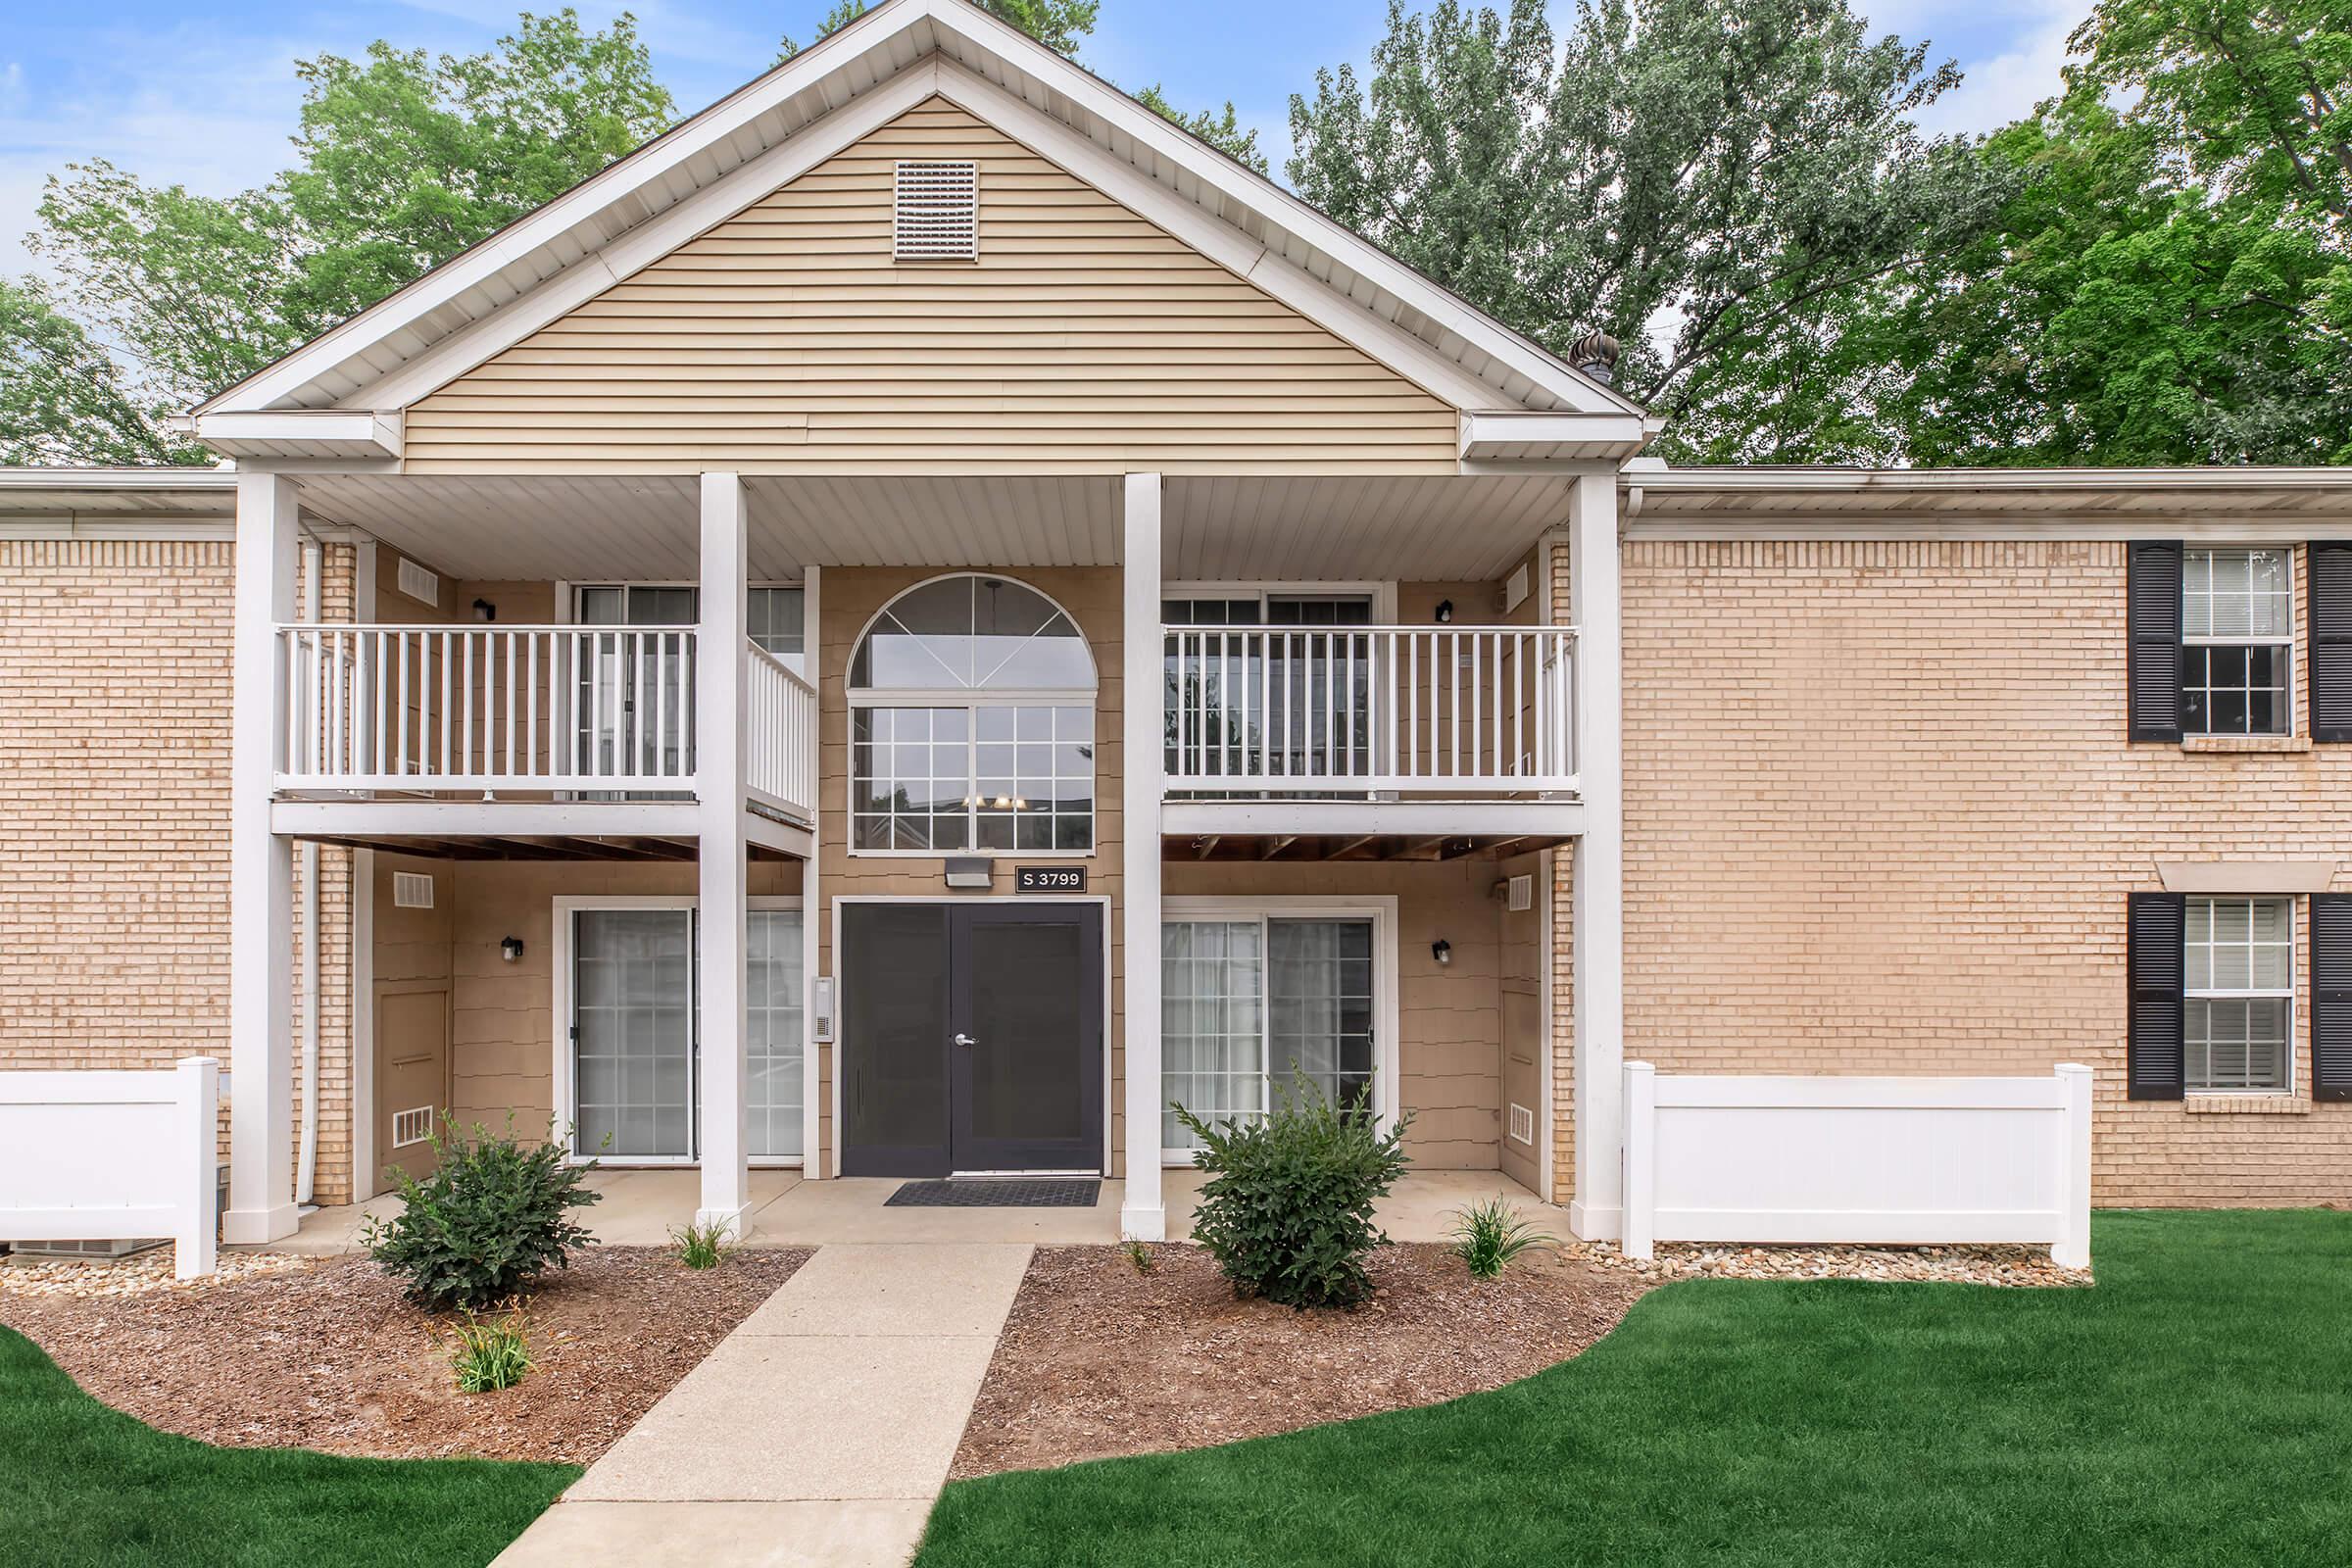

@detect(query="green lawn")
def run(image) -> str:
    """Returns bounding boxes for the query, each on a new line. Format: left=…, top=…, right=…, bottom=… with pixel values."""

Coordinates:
left=1, top=1326, right=576, bottom=1568
left=917, top=1210, right=2352, bottom=1567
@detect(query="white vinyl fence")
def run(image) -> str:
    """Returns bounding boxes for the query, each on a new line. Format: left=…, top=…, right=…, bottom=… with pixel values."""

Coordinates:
left=0, top=1057, right=220, bottom=1279
left=1623, top=1061, right=2092, bottom=1268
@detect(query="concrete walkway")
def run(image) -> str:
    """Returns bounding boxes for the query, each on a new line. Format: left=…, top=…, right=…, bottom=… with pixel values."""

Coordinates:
left=491, top=1243, right=1033, bottom=1568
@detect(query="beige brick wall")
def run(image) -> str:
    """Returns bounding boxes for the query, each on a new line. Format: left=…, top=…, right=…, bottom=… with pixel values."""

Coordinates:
left=1620, top=538, right=2352, bottom=1207
left=1548, top=540, right=1576, bottom=1205
left=0, top=538, right=362, bottom=1205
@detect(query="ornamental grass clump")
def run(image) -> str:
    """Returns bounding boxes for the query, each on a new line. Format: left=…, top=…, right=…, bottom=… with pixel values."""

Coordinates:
left=449, top=1308, right=532, bottom=1393
left=364, top=1114, right=601, bottom=1313
left=1447, top=1198, right=1556, bottom=1279
left=671, top=1218, right=730, bottom=1270
left=1174, top=1073, right=1411, bottom=1309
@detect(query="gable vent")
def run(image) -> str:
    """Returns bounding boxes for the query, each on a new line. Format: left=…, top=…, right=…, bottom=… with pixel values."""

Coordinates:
left=894, top=160, right=978, bottom=260
left=392, top=872, right=435, bottom=909
left=396, top=558, right=441, bottom=608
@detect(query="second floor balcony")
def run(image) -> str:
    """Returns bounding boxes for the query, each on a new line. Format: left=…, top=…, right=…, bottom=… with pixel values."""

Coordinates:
left=273, top=616, right=1577, bottom=834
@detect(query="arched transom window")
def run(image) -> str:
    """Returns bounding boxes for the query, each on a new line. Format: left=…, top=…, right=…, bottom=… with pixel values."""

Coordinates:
left=849, top=574, right=1097, bottom=854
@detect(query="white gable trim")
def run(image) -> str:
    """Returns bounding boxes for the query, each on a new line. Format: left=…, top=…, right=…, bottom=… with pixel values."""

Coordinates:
left=197, top=0, right=1642, bottom=435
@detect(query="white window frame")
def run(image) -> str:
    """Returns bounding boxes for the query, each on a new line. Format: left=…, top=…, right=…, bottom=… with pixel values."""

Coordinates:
left=2180, top=546, right=2295, bottom=738
left=558, top=579, right=808, bottom=675
left=2183, top=893, right=2297, bottom=1096
left=1162, top=581, right=1398, bottom=624
left=846, top=572, right=1099, bottom=859
left=550, top=894, right=807, bottom=1167
left=1158, top=894, right=1400, bottom=1166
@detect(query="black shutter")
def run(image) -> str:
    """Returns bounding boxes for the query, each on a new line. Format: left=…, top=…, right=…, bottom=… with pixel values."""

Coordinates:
left=2128, top=541, right=2184, bottom=743
left=2128, top=893, right=2186, bottom=1101
left=2313, top=895, right=2352, bottom=1102
left=2309, top=543, right=2352, bottom=743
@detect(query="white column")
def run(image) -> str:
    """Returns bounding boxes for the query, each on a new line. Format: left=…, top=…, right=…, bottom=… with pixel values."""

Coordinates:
left=225, top=471, right=299, bottom=1244
left=1567, top=469, right=1628, bottom=1242
left=697, top=471, right=752, bottom=1237
left=1119, top=472, right=1165, bottom=1241
left=799, top=564, right=825, bottom=1178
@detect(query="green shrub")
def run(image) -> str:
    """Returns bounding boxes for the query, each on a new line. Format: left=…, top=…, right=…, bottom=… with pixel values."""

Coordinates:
left=1447, top=1198, right=1555, bottom=1279
left=1121, top=1239, right=1156, bottom=1274
left=363, top=1114, right=600, bottom=1312
left=671, top=1218, right=730, bottom=1270
left=1173, top=1074, right=1411, bottom=1309
left=449, top=1309, right=532, bottom=1393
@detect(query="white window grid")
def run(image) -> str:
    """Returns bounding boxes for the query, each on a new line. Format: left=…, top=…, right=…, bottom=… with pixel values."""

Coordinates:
left=2184, top=895, right=2295, bottom=1094
left=2182, top=548, right=2294, bottom=736
left=852, top=702, right=1094, bottom=854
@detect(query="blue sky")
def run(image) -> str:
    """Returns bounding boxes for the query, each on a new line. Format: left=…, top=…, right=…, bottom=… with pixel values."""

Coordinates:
left=0, top=0, right=2086, bottom=277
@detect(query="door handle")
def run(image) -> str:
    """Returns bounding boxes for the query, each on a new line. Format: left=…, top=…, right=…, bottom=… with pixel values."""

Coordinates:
left=952, top=1033, right=976, bottom=1049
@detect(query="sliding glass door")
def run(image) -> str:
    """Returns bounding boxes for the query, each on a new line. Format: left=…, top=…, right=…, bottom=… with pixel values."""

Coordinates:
left=570, top=907, right=697, bottom=1160
left=566, top=902, right=805, bottom=1164
left=1162, top=912, right=1378, bottom=1153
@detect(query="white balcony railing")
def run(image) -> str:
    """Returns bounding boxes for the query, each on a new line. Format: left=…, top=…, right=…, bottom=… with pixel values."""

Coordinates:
left=277, top=623, right=698, bottom=793
left=1163, top=624, right=1577, bottom=794
left=745, top=638, right=817, bottom=823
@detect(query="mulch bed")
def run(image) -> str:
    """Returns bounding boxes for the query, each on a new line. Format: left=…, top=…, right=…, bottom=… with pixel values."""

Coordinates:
left=950, top=1242, right=1649, bottom=1479
left=0, top=1246, right=807, bottom=1464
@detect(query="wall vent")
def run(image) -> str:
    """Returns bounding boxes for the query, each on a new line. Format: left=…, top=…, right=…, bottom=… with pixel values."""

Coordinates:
left=1507, top=1102, right=1536, bottom=1145
left=1505, top=564, right=1531, bottom=612
left=391, top=1105, right=436, bottom=1149
left=1507, top=874, right=1534, bottom=911
left=392, top=872, right=435, bottom=908
left=894, top=160, right=979, bottom=260
left=396, top=558, right=441, bottom=607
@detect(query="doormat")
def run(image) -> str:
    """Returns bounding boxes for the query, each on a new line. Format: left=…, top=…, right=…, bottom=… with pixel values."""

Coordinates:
left=885, top=1178, right=1101, bottom=1208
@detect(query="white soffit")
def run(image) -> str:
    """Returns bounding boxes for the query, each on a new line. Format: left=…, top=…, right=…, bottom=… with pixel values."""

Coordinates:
left=289, top=471, right=1568, bottom=581
left=195, top=0, right=1642, bottom=434
left=1626, top=466, right=2352, bottom=536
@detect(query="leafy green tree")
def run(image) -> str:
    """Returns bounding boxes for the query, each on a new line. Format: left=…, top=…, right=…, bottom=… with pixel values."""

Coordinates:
left=1287, top=0, right=2009, bottom=461
left=1870, top=94, right=2352, bottom=466
left=29, top=9, right=673, bottom=420
left=780, top=0, right=1100, bottom=60
left=2071, top=0, right=2352, bottom=220
left=1135, top=85, right=1269, bottom=174
left=0, top=278, right=208, bottom=466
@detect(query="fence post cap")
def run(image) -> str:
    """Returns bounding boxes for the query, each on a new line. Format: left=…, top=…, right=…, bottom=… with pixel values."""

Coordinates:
left=2053, top=1062, right=2092, bottom=1076
left=1624, top=1060, right=1656, bottom=1076
left=174, top=1055, right=222, bottom=1069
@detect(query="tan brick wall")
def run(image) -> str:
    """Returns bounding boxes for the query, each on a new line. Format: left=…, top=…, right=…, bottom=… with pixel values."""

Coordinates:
left=0, top=538, right=361, bottom=1205
left=1548, top=539, right=1575, bottom=1205
left=1621, top=538, right=2352, bottom=1207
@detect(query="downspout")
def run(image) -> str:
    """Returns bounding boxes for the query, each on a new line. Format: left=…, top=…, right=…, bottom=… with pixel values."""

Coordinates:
left=296, top=537, right=322, bottom=1208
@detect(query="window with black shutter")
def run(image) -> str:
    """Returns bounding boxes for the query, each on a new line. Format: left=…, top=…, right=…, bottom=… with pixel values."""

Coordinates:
left=2181, top=548, right=2292, bottom=736
left=2128, top=892, right=2186, bottom=1100
left=2310, top=543, right=2352, bottom=743
left=2313, top=895, right=2352, bottom=1101
left=2128, top=542, right=2184, bottom=743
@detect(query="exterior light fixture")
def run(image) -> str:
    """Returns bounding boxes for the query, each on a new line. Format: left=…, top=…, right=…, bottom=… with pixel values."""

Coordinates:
left=500, top=936, right=525, bottom=963
left=472, top=598, right=498, bottom=622
left=1434, top=600, right=1454, bottom=623
left=1432, top=939, right=1452, bottom=966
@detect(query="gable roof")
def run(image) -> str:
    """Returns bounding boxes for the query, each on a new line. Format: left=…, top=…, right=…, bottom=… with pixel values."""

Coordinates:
left=193, top=0, right=1650, bottom=459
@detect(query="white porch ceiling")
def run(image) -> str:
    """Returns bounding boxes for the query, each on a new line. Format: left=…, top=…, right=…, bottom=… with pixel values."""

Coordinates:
left=293, top=472, right=1571, bottom=583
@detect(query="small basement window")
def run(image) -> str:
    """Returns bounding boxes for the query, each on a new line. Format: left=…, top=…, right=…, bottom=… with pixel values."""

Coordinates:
left=894, top=160, right=979, bottom=261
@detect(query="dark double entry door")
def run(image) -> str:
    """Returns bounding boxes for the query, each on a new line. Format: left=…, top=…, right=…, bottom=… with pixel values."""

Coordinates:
left=840, top=902, right=1104, bottom=1177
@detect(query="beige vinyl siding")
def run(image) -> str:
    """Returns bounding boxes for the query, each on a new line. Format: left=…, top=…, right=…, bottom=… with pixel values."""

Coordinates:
left=403, top=100, right=1459, bottom=476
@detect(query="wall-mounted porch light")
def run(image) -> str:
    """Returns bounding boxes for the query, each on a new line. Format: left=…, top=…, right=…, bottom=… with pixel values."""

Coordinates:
left=1432, top=939, right=1452, bottom=966
left=472, top=598, right=498, bottom=622
left=500, top=936, right=525, bottom=963
left=1433, top=599, right=1454, bottom=623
